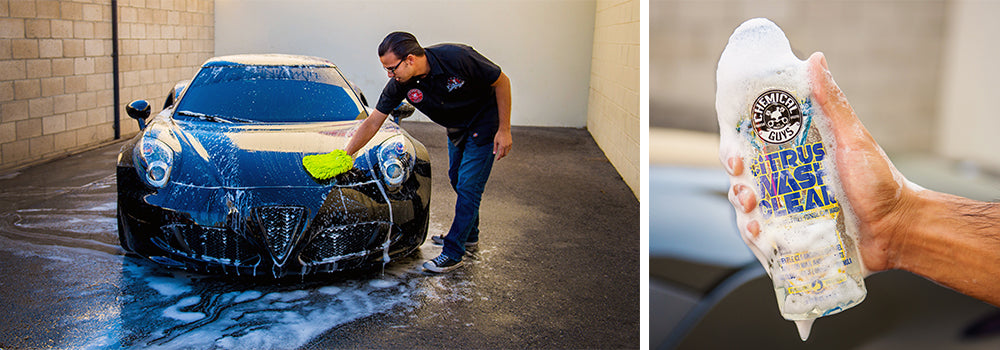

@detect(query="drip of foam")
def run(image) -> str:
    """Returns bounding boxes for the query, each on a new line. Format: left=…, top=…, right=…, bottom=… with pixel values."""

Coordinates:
left=795, top=319, right=814, bottom=341
left=364, top=152, right=394, bottom=273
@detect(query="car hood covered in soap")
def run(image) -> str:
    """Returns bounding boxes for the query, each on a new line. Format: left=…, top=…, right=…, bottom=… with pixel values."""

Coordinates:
left=159, top=118, right=404, bottom=188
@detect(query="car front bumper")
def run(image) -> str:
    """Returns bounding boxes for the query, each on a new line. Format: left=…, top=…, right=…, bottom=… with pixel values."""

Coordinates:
left=117, top=167, right=430, bottom=277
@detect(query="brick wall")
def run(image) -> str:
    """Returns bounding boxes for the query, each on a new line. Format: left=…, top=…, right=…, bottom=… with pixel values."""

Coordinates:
left=0, top=0, right=213, bottom=171
left=587, top=0, right=640, bottom=198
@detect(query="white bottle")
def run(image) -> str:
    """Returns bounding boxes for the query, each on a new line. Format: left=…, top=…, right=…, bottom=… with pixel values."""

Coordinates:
left=716, top=18, right=867, bottom=340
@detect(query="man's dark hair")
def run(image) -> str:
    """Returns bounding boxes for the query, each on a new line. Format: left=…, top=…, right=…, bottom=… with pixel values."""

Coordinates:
left=378, top=31, right=425, bottom=59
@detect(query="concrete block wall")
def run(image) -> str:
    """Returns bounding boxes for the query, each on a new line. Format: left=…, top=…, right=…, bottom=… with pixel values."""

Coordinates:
left=587, top=0, right=640, bottom=197
left=0, top=0, right=213, bottom=171
left=117, top=0, right=213, bottom=137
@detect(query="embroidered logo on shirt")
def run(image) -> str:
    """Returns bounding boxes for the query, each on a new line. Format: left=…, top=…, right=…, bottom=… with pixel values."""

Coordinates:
left=407, top=89, right=424, bottom=103
left=446, top=77, right=465, bottom=92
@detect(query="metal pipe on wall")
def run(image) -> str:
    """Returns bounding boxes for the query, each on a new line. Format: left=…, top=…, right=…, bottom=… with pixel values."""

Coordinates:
left=111, top=0, right=120, bottom=139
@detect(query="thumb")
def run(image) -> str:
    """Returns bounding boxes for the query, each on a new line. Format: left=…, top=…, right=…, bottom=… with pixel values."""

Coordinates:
left=808, top=52, right=875, bottom=146
left=808, top=52, right=852, bottom=125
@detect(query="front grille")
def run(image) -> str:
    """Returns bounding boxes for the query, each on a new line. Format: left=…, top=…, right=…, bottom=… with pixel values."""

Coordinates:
left=161, top=224, right=255, bottom=263
left=302, top=222, right=389, bottom=262
left=253, top=205, right=307, bottom=263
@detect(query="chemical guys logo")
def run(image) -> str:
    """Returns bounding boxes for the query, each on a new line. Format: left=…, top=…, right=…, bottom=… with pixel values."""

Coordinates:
left=407, top=89, right=423, bottom=103
left=752, top=90, right=803, bottom=144
left=446, top=77, right=465, bottom=92
left=750, top=141, right=839, bottom=219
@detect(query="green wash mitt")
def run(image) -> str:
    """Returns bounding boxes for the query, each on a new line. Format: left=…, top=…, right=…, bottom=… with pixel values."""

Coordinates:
left=302, top=150, right=354, bottom=180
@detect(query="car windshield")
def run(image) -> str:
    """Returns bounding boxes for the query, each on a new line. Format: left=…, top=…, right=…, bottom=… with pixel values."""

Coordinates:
left=174, top=65, right=365, bottom=123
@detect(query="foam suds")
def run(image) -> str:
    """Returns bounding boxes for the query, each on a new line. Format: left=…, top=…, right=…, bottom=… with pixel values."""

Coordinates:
left=147, top=276, right=193, bottom=297
left=233, top=290, right=263, bottom=303
left=318, top=286, right=342, bottom=295
left=717, top=18, right=868, bottom=341
left=91, top=254, right=476, bottom=349
left=369, top=279, right=399, bottom=289
left=0, top=184, right=478, bottom=349
left=163, top=296, right=207, bottom=322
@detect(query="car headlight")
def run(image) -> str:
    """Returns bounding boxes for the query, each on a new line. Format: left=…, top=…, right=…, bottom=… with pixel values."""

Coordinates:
left=377, top=135, right=414, bottom=188
left=133, top=136, right=174, bottom=188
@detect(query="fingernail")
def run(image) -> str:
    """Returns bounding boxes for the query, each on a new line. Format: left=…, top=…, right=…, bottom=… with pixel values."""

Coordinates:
left=727, top=157, right=743, bottom=176
left=731, top=185, right=746, bottom=212
left=747, top=220, right=761, bottom=239
left=735, top=184, right=756, bottom=213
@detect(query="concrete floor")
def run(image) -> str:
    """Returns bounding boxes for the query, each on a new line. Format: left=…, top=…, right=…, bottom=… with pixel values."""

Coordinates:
left=0, top=121, right=639, bottom=349
left=308, top=122, right=641, bottom=348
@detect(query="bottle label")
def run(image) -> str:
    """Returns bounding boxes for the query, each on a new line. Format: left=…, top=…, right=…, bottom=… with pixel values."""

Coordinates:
left=752, top=89, right=804, bottom=144
left=750, top=141, right=839, bottom=220
left=770, top=218, right=854, bottom=297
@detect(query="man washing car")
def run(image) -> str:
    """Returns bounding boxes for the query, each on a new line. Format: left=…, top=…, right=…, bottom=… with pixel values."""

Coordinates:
left=343, top=32, right=512, bottom=273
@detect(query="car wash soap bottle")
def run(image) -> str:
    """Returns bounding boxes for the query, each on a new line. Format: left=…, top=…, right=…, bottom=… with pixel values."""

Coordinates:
left=715, top=18, right=867, bottom=340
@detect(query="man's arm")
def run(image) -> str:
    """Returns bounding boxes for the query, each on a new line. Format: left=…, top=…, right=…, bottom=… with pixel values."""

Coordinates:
left=492, top=72, right=512, bottom=160
left=892, top=191, right=1000, bottom=306
left=344, top=109, right=389, bottom=156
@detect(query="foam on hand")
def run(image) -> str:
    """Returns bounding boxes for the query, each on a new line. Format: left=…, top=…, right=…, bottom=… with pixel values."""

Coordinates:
left=716, top=18, right=867, bottom=342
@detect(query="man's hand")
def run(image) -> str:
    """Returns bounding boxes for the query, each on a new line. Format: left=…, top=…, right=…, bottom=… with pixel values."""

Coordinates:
left=492, top=72, right=512, bottom=161
left=804, top=52, right=916, bottom=273
left=726, top=52, right=913, bottom=274
left=493, top=129, right=512, bottom=160
left=725, top=52, right=1000, bottom=307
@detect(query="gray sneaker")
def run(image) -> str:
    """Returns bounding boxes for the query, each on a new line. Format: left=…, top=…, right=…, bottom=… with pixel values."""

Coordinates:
left=423, top=254, right=464, bottom=273
left=430, top=235, right=478, bottom=247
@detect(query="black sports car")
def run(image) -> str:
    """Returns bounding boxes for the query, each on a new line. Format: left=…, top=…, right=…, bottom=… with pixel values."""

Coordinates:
left=116, top=54, right=431, bottom=278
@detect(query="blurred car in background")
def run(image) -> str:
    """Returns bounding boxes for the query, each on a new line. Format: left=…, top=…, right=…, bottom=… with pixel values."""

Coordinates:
left=650, top=128, right=1000, bottom=350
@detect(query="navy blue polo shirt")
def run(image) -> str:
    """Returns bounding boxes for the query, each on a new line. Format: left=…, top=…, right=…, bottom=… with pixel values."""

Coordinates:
left=375, top=44, right=502, bottom=146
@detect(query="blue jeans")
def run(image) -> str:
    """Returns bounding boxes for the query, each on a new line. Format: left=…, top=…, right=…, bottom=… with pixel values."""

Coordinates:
left=442, top=138, right=495, bottom=261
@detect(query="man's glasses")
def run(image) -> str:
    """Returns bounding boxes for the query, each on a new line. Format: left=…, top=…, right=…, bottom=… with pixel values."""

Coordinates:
left=386, top=58, right=405, bottom=73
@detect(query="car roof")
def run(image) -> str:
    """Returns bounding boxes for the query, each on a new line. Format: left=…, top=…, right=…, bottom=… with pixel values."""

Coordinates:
left=202, top=54, right=337, bottom=68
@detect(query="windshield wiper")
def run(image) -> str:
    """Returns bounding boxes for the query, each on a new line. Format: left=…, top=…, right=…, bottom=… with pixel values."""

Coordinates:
left=176, top=110, right=254, bottom=124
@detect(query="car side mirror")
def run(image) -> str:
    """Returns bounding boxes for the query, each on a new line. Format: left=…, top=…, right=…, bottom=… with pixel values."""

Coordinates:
left=126, top=100, right=151, bottom=129
left=390, top=101, right=415, bottom=122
